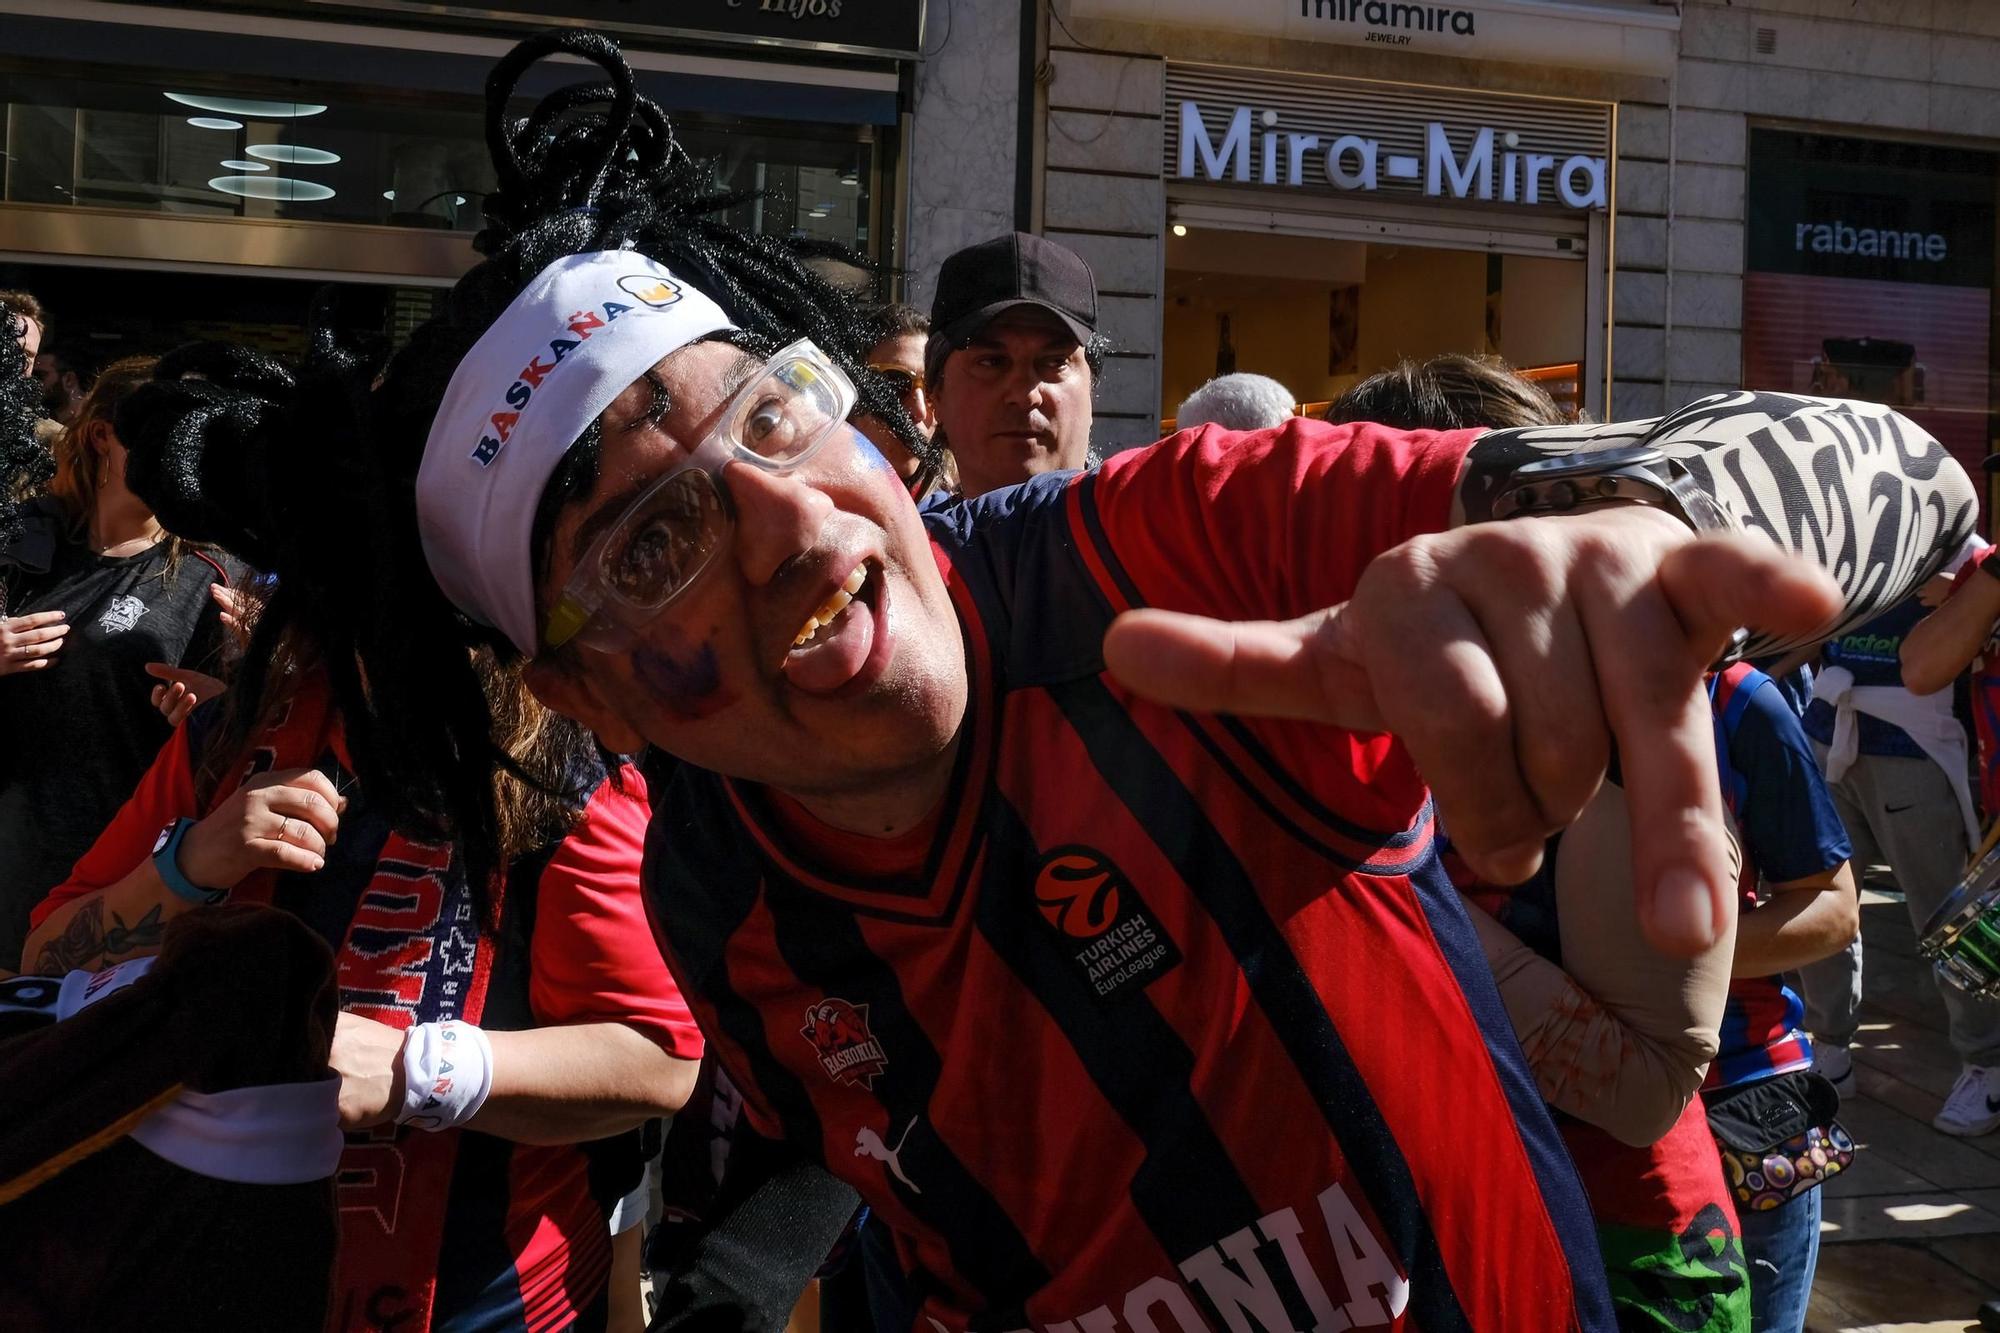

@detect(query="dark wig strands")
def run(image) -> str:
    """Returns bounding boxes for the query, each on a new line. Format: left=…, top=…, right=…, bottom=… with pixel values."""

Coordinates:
left=337, top=27, right=932, bottom=893
left=455, top=29, right=929, bottom=457
left=111, top=29, right=933, bottom=918
left=0, top=306, right=53, bottom=565
left=116, top=333, right=555, bottom=928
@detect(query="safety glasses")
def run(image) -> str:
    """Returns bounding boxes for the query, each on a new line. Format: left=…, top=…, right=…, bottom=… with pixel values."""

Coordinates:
left=543, top=338, right=856, bottom=652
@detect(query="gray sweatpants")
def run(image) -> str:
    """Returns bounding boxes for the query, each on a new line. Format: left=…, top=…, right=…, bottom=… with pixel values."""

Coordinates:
left=1799, top=746, right=2000, bottom=1067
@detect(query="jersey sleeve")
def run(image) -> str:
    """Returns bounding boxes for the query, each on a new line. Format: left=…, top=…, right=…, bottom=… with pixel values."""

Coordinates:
left=1084, top=418, right=1477, bottom=622
left=29, top=724, right=200, bottom=930
left=1953, top=542, right=2000, bottom=590
left=527, top=763, right=706, bottom=1059
left=1730, top=681, right=1853, bottom=885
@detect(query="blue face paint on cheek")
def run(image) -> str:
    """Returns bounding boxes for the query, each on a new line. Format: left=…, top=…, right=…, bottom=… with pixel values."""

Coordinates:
left=850, top=426, right=896, bottom=475
left=631, top=627, right=735, bottom=722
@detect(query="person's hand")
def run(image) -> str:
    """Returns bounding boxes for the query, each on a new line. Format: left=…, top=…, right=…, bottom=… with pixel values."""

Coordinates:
left=0, top=610, right=67, bottom=675
left=331, top=1011, right=407, bottom=1130
left=1100, top=509, right=1843, bottom=957
left=177, top=767, right=347, bottom=889
left=211, top=583, right=255, bottom=648
left=146, top=662, right=226, bottom=726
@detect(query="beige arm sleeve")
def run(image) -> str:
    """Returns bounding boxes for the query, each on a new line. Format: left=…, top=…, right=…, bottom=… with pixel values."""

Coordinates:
left=1473, top=783, right=1739, bottom=1147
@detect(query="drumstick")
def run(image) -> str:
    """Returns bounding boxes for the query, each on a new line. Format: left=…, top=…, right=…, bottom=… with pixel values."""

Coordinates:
left=1968, top=819, right=2000, bottom=872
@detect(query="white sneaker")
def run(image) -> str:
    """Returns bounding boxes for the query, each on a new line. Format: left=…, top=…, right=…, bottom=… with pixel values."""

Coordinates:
left=1815, top=1043, right=1857, bottom=1097
left=1934, top=1065, right=2000, bottom=1137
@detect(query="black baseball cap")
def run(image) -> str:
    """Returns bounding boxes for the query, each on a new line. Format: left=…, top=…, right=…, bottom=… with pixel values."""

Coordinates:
left=930, top=232, right=1098, bottom=349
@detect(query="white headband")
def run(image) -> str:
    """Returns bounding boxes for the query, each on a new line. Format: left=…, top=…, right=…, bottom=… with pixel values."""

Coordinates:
left=415, top=250, right=735, bottom=654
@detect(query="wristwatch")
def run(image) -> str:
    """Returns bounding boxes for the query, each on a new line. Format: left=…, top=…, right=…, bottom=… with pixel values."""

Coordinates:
left=1490, top=444, right=1735, bottom=533
left=152, top=818, right=226, bottom=906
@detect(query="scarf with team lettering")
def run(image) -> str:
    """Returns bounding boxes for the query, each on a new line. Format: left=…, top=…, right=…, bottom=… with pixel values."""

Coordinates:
left=195, top=679, right=496, bottom=1333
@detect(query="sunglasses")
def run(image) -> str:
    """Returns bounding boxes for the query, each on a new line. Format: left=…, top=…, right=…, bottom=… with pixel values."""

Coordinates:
left=867, top=365, right=926, bottom=397
left=543, top=339, right=857, bottom=652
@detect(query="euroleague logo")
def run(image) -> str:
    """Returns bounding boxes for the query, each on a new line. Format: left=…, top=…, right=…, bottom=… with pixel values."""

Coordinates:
left=1033, top=846, right=1129, bottom=939
left=800, top=996, right=889, bottom=1089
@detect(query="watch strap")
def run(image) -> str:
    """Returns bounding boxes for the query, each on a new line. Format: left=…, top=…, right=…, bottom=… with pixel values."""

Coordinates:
left=154, top=818, right=225, bottom=906
left=1492, top=451, right=1735, bottom=534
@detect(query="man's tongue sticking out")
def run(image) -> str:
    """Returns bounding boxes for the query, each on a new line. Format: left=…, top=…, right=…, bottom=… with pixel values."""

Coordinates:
left=782, top=568, right=876, bottom=695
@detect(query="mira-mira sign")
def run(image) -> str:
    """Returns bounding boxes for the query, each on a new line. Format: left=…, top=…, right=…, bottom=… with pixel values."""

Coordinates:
left=1176, top=100, right=1608, bottom=210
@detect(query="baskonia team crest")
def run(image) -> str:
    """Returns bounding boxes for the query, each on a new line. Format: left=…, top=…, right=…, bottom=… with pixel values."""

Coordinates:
left=801, top=997, right=889, bottom=1089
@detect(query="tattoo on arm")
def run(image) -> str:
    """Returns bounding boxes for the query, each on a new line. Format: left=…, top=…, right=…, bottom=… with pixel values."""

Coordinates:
left=32, top=900, right=166, bottom=975
left=1461, top=390, right=1979, bottom=656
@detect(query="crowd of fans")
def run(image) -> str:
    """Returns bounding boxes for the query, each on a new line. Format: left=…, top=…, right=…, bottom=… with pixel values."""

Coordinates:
left=0, top=29, right=1991, bottom=1333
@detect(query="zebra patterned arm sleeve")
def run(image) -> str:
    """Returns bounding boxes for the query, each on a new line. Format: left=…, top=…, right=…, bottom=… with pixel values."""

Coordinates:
left=1455, top=391, right=1980, bottom=656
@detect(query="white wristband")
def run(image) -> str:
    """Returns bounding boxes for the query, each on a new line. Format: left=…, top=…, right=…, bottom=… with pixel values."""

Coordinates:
left=55, top=956, right=157, bottom=1020
left=396, top=1020, right=495, bottom=1132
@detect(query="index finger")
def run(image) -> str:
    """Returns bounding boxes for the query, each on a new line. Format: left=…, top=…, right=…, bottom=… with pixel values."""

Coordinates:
left=1657, top=534, right=1845, bottom=655
left=7, top=610, right=66, bottom=629
left=1582, top=538, right=1838, bottom=956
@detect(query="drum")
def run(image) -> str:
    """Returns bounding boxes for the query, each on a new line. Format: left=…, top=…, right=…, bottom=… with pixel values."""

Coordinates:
left=1920, top=842, right=2000, bottom=1000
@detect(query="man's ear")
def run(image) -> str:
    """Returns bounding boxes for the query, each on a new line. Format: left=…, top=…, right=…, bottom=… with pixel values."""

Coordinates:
left=523, top=657, right=647, bottom=755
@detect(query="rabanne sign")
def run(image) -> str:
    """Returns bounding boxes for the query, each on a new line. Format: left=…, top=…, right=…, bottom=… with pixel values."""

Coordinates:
left=1177, top=100, right=1608, bottom=209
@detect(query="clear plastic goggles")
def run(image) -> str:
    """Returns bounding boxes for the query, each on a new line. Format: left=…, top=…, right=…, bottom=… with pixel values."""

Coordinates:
left=543, top=338, right=856, bottom=652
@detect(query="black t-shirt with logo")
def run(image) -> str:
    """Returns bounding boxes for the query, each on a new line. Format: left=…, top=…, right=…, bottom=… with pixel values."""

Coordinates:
left=0, top=499, right=238, bottom=968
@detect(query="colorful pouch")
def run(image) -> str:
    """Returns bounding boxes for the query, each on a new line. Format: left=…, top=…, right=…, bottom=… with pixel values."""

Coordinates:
left=1705, top=1069, right=1855, bottom=1211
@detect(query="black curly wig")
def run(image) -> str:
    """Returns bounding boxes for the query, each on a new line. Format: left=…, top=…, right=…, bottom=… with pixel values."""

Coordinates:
left=0, top=306, right=53, bottom=568
left=108, top=28, right=931, bottom=906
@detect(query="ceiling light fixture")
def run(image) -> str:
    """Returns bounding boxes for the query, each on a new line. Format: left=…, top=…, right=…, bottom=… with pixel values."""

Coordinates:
left=167, top=92, right=328, bottom=118
left=1172, top=223, right=1188, bottom=237
left=187, top=117, right=242, bottom=131
left=220, top=160, right=269, bottom=171
left=246, top=144, right=341, bottom=165
left=210, top=175, right=336, bottom=201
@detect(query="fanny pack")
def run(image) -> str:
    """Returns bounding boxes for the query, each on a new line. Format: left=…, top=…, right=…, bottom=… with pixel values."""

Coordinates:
left=1704, top=1069, right=1855, bottom=1211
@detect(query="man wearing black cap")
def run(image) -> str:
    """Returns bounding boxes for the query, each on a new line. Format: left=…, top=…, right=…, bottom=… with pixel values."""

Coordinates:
left=926, top=232, right=1103, bottom=499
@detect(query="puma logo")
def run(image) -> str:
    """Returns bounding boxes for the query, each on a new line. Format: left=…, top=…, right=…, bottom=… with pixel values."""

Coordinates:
left=855, top=1117, right=921, bottom=1194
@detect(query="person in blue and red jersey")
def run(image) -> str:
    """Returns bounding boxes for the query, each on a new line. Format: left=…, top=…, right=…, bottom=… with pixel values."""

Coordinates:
left=1701, top=662, right=1857, bottom=1333
left=1902, top=535, right=2000, bottom=831
left=20, top=341, right=706, bottom=1333
left=1794, top=540, right=2000, bottom=1135
left=290, top=32, right=1974, bottom=1333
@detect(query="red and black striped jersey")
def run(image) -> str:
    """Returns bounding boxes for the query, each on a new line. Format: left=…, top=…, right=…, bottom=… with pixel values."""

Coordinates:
left=35, top=680, right=703, bottom=1333
left=645, top=421, right=1615, bottom=1332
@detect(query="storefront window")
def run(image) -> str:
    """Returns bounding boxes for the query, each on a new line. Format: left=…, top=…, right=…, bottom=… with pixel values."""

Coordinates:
left=1743, top=128, right=1998, bottom=528
left=0, top=65, right=876, bottom=254
left=1163, top=230, right=1587, bottom=419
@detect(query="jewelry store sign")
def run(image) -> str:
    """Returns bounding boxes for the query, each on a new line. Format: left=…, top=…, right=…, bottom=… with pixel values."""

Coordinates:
left=1069, top=0, right=1677, bottom=78
left=1165, top=67, right=1612, bottom=212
